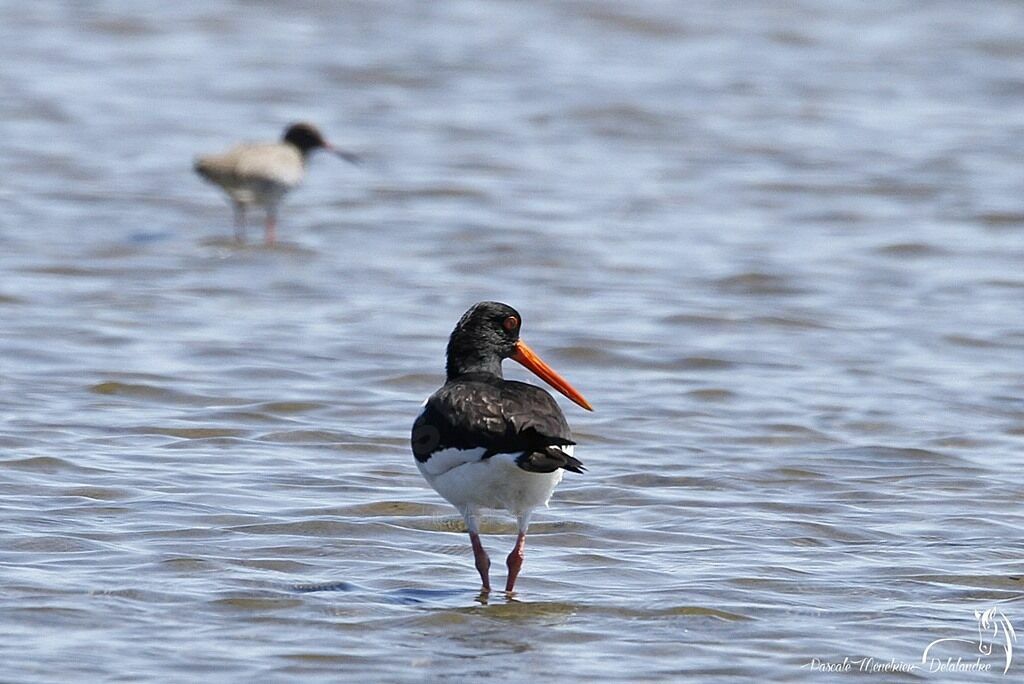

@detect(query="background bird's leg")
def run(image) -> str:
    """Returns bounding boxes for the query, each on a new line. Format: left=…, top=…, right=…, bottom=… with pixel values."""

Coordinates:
left=505, top=532, right=527, bottom=592
left=465, top=509, right=490, bottom=591
left=264, top=206, right=277, bottom=245
left=232, top=203, right=246, bottom=242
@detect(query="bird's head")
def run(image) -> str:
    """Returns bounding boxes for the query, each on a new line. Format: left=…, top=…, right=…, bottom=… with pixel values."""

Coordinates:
left=282, top=122, right=361, bottom=164
left=446, top=301, right=592, bottom=411
left=282, top=122, right=328, bottom=154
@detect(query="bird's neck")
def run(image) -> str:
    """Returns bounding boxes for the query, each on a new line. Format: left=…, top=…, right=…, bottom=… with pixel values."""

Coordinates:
left=285, top=141, right=317, bottom=159
left=445, top=347, right=504, bottom=381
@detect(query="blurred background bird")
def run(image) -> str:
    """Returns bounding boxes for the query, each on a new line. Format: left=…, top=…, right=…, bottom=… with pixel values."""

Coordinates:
left=194, top=122, right=359, bottom=245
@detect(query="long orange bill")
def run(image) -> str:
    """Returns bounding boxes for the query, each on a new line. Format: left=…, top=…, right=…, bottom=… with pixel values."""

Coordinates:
left=511, top=340, right=593, bottom=411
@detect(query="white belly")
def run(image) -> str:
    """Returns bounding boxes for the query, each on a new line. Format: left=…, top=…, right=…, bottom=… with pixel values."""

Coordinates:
left=417, top=448, right=570, bottom=520
left=225, top=178, right=290, bottom=208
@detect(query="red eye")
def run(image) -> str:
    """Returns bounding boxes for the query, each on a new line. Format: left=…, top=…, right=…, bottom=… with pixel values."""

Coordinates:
left=503, top=316, right=519, bottom=332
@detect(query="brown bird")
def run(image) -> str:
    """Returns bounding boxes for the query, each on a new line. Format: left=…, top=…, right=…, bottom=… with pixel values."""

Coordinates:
left=194, top=122, right=359, bottom=244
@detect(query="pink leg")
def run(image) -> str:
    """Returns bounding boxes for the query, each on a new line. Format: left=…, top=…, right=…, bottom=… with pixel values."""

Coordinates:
left=265, top=210, right=277, bottom=245
left=505, top=532, right=526, bottom=592
left=470, top=531, right=490, bottom=592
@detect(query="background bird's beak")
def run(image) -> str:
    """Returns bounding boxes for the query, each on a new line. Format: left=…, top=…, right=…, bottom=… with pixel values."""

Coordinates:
left=325, top=144, right=361, bottom=165
left=512, top=340, right=593, bottom=411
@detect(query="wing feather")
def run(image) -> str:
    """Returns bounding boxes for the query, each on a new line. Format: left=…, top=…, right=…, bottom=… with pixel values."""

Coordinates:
left=412, top=377, right=574, bottom=463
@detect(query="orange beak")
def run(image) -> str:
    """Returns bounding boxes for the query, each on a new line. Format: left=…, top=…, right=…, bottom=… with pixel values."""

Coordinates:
left=511, top=340, right=593, bottom=411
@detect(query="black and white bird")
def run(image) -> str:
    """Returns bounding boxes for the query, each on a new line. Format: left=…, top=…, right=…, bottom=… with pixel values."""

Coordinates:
left=412, top=302, right=592, bottom=593
left=194, top=122, right=359, bottom=244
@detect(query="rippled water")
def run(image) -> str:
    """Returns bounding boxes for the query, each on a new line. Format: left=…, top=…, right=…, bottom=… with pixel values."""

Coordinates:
left=3, top=1, right=1024, bottom=681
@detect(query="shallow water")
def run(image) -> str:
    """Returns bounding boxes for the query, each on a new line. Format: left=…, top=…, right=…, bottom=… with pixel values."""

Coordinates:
left=2, top=1, right=1023, bottom=681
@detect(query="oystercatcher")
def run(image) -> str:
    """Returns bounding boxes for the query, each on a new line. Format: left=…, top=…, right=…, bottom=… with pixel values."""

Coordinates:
left=194, top=122, right=359, bottom=244
left=412, top=302, right=592, bottom=593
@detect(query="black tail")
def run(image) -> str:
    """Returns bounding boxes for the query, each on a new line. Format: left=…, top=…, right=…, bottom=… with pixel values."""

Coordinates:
left=516, top=447, right=586, bottom=474
left=193, top=159, right=210, bottom=179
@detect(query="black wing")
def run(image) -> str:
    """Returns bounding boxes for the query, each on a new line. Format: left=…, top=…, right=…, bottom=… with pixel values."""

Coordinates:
left=411, top=376, right=583, bottom=474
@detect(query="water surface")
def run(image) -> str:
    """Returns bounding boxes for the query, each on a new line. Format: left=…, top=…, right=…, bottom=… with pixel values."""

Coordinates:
left=2, top=1, right=1023, bottom=681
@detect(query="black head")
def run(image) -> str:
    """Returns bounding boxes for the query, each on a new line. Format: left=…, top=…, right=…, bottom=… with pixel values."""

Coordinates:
left=446, top=301, right=522, bottom=379
left=282, top=122, right=329, bottom=155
